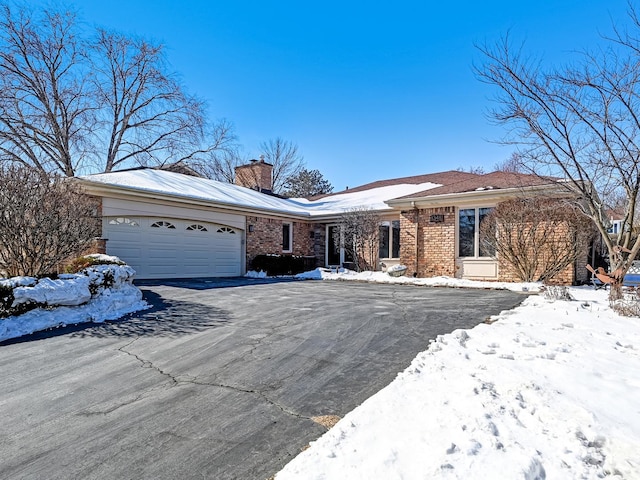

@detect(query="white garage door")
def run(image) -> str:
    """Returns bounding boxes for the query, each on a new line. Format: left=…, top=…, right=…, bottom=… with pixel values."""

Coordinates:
left=104, top=216, right=243, bottom=279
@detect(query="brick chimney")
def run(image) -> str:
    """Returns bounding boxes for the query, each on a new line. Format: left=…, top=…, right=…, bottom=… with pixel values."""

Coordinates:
left=234, top=155, right=273, bottom=192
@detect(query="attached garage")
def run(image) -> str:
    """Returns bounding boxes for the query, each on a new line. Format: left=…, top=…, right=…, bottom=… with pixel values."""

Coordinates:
left=103, top=216, right=243, bottom=279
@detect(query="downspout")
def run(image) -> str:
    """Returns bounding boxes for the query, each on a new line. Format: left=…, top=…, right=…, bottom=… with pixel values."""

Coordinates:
left=412, top=201, right=419, bottom=277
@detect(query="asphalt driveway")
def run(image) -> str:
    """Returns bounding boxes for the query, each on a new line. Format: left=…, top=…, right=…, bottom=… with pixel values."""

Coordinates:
left=0, top=279, right=526, bottom=480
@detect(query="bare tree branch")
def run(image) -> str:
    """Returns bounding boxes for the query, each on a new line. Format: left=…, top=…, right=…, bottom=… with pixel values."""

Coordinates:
left=477, top=22, right=640, bottom=300
left=258, top=137, right=304, bottom=194
left=0, top=3, right=93, bottom=176
left=0, top=165, right=99, bottom=277
left=333, top=207, right=380, bottom=272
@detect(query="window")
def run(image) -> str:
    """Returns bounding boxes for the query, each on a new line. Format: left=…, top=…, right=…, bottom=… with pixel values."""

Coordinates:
left=108, top=217, right=138, bottom=226
left=150, top=221, right=176, bottom=229
left=282, top=222, right=292, bottom=252
left=458, top=208, right=494, bottom=257
left=186, top=224, right=208, bottom=231
left=216, top=227, right=236, bottom=234
left=379, top=220, right=400, bottom=259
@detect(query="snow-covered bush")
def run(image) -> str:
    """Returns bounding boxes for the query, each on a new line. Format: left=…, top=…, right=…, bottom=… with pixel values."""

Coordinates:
left=64, top=254, right=125, bottom=274
left=0, top=256, right=136, bottom=318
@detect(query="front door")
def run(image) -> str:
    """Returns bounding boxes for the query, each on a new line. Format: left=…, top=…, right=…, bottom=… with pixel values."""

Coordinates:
left=325, top=225, right=354, bottom=266
left=327, top=225, right=341, bottom=265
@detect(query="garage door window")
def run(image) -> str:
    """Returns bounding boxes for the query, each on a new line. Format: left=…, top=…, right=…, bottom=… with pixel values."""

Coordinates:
left=109, top=217, right=139, bottom=226
left=151, top=221, right=176, bottom=229
left=186, top=224, right=208, bottom=231
left=217, top=227, right=236, bottom=234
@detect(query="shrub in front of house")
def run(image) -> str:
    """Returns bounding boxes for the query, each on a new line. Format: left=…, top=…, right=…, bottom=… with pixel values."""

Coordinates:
left=251, top=254, right=315, bottom=276
left=64, top=255, right=125, bottom=274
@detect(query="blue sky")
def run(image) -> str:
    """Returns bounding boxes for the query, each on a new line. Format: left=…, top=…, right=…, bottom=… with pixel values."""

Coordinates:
left=75, top=0, right=629, bottom=190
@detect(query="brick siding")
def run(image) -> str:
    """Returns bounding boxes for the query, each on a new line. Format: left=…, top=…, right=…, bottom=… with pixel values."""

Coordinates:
left=245, top=216, right=318, bottom=269
left=400, top=206, right=584, bottom=284
left=400, top=207, right=457, bottom=278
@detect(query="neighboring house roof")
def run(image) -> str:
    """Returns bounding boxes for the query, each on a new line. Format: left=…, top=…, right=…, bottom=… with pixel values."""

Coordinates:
left=157, top=161, right=202, bottom=177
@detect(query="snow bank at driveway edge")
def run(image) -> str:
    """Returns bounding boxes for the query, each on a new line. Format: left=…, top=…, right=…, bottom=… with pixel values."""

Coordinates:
left=295, top=267, right=540, bottom=293
left=275, top=287, right=640, bottom=480
left=0, top=264, right=149, bottom=343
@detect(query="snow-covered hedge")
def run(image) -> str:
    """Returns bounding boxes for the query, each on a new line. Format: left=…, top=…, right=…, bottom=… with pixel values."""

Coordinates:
left=0, top=255, right=148, bottom=342
left=0, top=255, right=136, bottom=318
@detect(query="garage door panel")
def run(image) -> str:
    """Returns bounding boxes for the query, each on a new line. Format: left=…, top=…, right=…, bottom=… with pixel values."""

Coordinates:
left=104, top=216, right=242, bottom=279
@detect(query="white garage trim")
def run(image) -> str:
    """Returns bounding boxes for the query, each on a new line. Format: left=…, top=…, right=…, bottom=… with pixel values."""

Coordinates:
left=104, top=216, right=243, bottom=279
left=102, top=197, right=245, bottom=230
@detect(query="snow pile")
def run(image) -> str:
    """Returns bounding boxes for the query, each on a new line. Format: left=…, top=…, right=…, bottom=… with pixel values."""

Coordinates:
left=386, top=263, right=408, bottom=273
left=245, top=270, right=268, bottom=279
left=12, top=276, right=92, bottom=307
left=0, top=263, right=148, bottom=342
left=295, top=267, right=539, bottom=293
left=276, top=287, right=640, bottom=480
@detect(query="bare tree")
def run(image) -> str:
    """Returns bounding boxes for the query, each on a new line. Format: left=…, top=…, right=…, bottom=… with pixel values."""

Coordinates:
left=91, top=29, right=235, bottom=172
left=187, top=133, right=244, bottom=182
left=281, top=168, right=333, bottom=198
left=494, top=152, right=525, bottom=173
left=0, top=3, right=235, bottom=176
left=333, top=207, right=380, bottom=271
left=0, top=165, right=99, bottom=277
left=480, top=198, right=595, bottom=282
left=476, top=13, right=640, bottom=299
left=258, top=137, right=304, bottom=193
left=0, top=3, right=93, bottom=176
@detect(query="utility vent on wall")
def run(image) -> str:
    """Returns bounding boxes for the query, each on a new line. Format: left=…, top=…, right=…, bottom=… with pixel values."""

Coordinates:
left=429, top=214, right=445, bottom=223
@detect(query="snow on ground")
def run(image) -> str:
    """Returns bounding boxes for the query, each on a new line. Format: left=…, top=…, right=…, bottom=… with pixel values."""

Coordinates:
left=294, top=267, right=540, bottom=293
left=277, top=281, right=640, bottom=479
left=0, top=264, right=149, bottom=343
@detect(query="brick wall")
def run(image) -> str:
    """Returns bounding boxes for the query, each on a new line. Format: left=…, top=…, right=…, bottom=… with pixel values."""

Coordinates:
left=245, top=215, right=317, bottom=269
left=399, top=206, right=587, bottom=284
left=235, top=161, right=273, bottom=191
left=400, top=207, right=457, bottom=278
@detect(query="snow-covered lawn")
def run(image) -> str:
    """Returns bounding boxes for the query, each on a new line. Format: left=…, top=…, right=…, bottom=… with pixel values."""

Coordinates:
left=275, top=271, right=640, bottom=480
left=0, top=258, right=148, bottom=343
